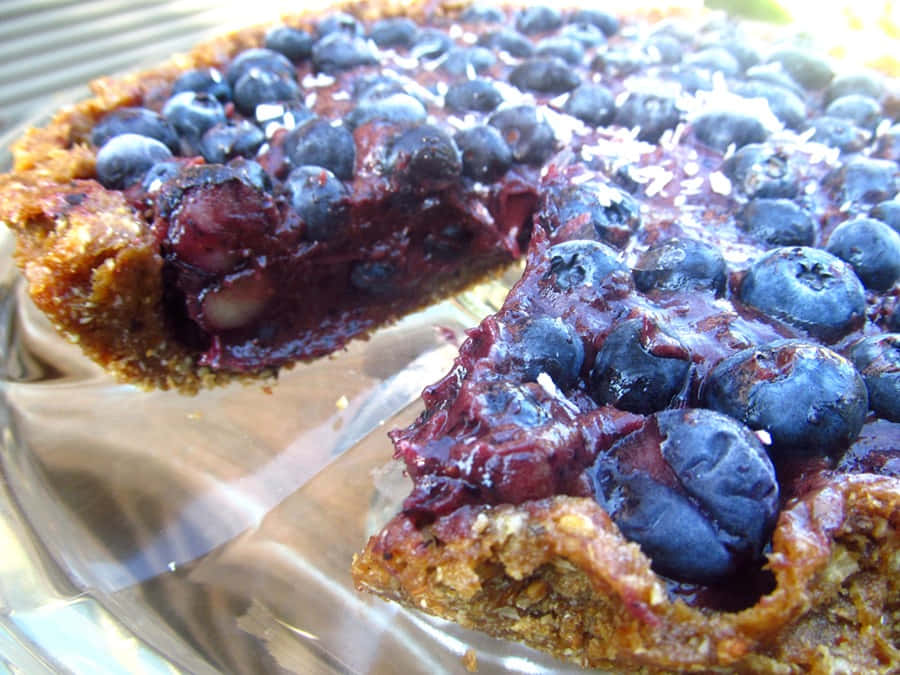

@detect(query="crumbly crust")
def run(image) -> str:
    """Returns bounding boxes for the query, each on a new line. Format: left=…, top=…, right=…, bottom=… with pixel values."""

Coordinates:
left=353, top=474, right=900, bottom=673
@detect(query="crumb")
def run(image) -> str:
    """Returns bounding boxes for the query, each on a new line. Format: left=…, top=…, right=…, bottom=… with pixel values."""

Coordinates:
left=336, top=394, right=349, bottom=410
left=462, top=648, right=478, bottom=672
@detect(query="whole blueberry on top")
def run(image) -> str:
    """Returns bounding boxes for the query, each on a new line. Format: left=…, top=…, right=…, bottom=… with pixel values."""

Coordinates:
left=473, top=382, right=551, bottom=430
left=691, top=111, right=768, bottom=153
left=870, top=200, right=900, bottom=233
left=411, top=29, right=454, bottom=60
left=744, top=63, right=804, bottom=97
left=444, top=79, right=503, bottom=113
left=515, top=5, right=563, bottom=35
left=825, top=94, right=882, bottom=131
left=162, top=91, right=227, bottom=146
left=826, top=217, right=900, bottom=290
left=509, top=57, right=582, bottom=95
left=344, top=92, right=427, bottom=130
left=704, top=340, right=868, bottom=459
left=589, top=317, right=692, bottom=414
left=766, top=48, right=833, bottom=90
left=563, top=84, right=615, bottom=127
left=389, top=124, right=462, bottom=189
left=834, top=157, right=899, bottom=205
left=225, top=48, right=296, bottom=87
left=567, top=8, right=619, bottom=36
left=733, top=81, right=806, bottom=130
left=316, top=12, right=363, bottom=37
left=233, top=68, right=302, bottom=116
left=632, top=237, right=727, bottom=295
left=460, top=4, right=505, bottom=24
left=477, top=29, right=536, bottom=58
left=140, top=160, right=181, bottom=194
left=849, top=334, right=900, bottom=422
left=95, top=134, right=173, bottom=190
left=312, top=32, right=378, bottom=73
left=265, top=26, right=314, bottom=62
left=559, top=22, right=607, bottom=48
left=284, top=118, right=356, bottom=181
left=536, top=36, right=585, bottom=65
left=684, top=47, right=741, bottom=77
left=808, top=116, right=870, bottom=154
left=91, top=107, right=180, bottom=154
left=488, top=105, right=557, bottom=166
left=739, top=246, right=865, bottom=341
left=592, top=408, right=779, bottom=584
left=543, top=239, right=625, bottom=292
left=516, top=316, right=585, bottom=389
left=198, top=121, right=264, bottom=164
left=546, top=183, right=641, bottom=247
left=440, top=46, right=497, bottom=76
left=825, top=71, right=884, bottom=104
left=644, top=33, right=683, bottom=64
left=723, top=143, right=799, bottom=199
left=738, top=198, right=817, bottom=247
left=455, top=125, right=513, bottom=183
left=171, top=68, right=232, bottom=103
left=368, top=17, right=419, bottom=49
left=614, top=92, right=681, bottom=143
left=284, top=165, right=350, bottom=241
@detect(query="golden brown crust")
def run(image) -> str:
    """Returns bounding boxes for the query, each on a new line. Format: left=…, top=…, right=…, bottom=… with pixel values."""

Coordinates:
left=352, top=474, right=900, bottom=673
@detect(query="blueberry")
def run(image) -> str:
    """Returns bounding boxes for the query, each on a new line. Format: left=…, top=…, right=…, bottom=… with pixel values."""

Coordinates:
left=834, top=157, right=898, bottom=204
left=546, top=183, right=640, bottom=247
left=704, top=340, right=868, bottom=459
left=488, top=105, right=557, bottom=165
left=632, top=237, right=727, bottom=294
left=477, top=29, right=535, bottom=58
left=720, top=40, right=761, bottom=71
left=460, top=4, right=505, bottom=24
left=439, top=47, right=497, bottom=76
left=369, top=17, right=418, bottom=48
left=411, top=28, right=453, bottom=60
left=95, top=134, right=173, bottom=189
left=592, top=50, right=652, bottom=78
left=691, top=111, right=768, bottom=152
left=644, top=34, right=683, bottom=64
left=826, top=217, right=900, bottom=290
left=515, top=6, right=563, bottom=35
left=316, top=12, right=363, bottom=37
left=198, top=121, right=264, bottom=164
left=509, top=57, right=581, bottom=95
left=265, top=26, right=314, bottom=62
left=312, top=33, right=378, bottom=73
left=91, top=107, right=180, bottom=154
left=444, top=79, right=503, bottom=113
left=808, top=116, right=870, bottom=153
left=516, top=316, right=584, bottom=389
left=567, top=8, right=619, bottom=36
left=344, top=93, right=427, bottom=130
left=389, top=124, right=462, bottom=188
left=738, top=198, right=816, bottom=247
left=254, top=101, right=315, bottom=134
left=284, top=118, right=356, bottom=180
left=825, top=72, right=884, bottom=104
left=766, top=48, right=833, bottom=90
left=229, top=158, right=272, bottom=193
left=733, top=81, right=806, bottom=130
left=162, top=91, right=226, bottom=145
left=849, top=334, right=900, bottom=422
left=659, top=66, right=714, bottom=94
left=474, top=382, right=551, bottom=429
left=723, top=143, right=799, bottom=199
left=225, top=48, right=295, bottom=88
left=284, top=166, right=350, bottom=241
left=744, top=63, right=804, bottom=97
left=455, top=125, right=513, bottom=182
left=536, top=36, right=585, bottom=65
left=684, top=47, right=740, bottom=77
left=589, top=318, right=691, bottom=414
left=870, top=199, right=900, bottom=233
left=559, top=22, right=607, bottom=48
left=233, top=68, right=301, bottom=116
left=563, top=84, right=615, bottom=127
left=350, top=260, right=397, bottom=294
left=592, top=408, right=779, bottom=584
left=613, top=92, right=681, bottom=143
left=739, top=246, right=866, bottom=341
left=825, top=94, right=882, bottom=131
left=544, top=239, right=625, bottom=291
left=171, top=68, right=232, bottom=103
left=423, top=223, right=474, bottom=261
left=876, top=124, right=900, bottom=161
left=140, top=160, right=181, bottom=194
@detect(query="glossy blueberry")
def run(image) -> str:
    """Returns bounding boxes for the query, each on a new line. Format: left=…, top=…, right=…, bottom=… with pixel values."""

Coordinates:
left=95, top=134, right=173, bottom=190
left=229, top=158, right=272, bottom=193
left=459, top=4, right=505, bottom=24
left=284, top=118, right=355, bottom=180
left=474, top=382, right=551, bottom=429
left=734, top=81, right=806, bottom=130
left=849, top=334, right=900, bottom=422
left=140, top=160, right=181, bottom=194
left=808, top=116, right=870, bottom=153
left=592, top=408, right=779, bottom=584
left=265, top=26, right=314, bottom=62
left=509, top=57, right=581, bottom=95
left=825, top=72, right=884, bottom=104
left=444, top=79, right=503, bottom=113
left=389, top=124, right=462, bottom=188
left=516, top=316, right=584, bottom=389
left=563, top=84, right=615, bottom=127
left=766, top=48, right=833, bottom=90
left=870, top=199, right=900, bottom=233
left=739, top=246, right=866, bottom=341
left=589, top=318, right=691, bottom=414
left=739, top=198, right=816, bottom=247
left=536, top=36, right=585, bottom=65
left=834, top=157, right=898, bottom=204
left=544, top=239, right=625, bottom=291
left=368, top=17, right=418, bottom=48
left=198, top=121, right=264, bottom=164
left=171, top=68, right=232, bottom=103
left=477, top=29, right=535, bottom=58
left=91, top=107, right=180, bottom=154
left=704, top=340, right=868, bottom=459
left=826, top=217, right=900, bottom=290
left=488, top=105, right=557, bottom=165
left=632, top=237, right=726, bottom=294
left=723, top=143, right=799, bottom=199
left=225, top=48, right=295, bottom=88
left=311, top=33, right=378, bottom=73
left=692, top=111, right=768, bottom=152
left=567, top=8, right=619, bottom=36
left=233, top=69, right=301, bottom=116
left=455, top=125, right=513, bottom=182
left=162, top=91, right=226, bottom=145
left=614, top=92, right=681, bottom=143
left=826, top=94, right=882, bottom=131
left=284, top=165, right=350, bottom=241
left=548, top=183, right=640, bottom=247
left=685, top=47, right=740, bottom=77
left=411, top=28, right=453, bottom=60
left=350, top=261, right=397, bottom=294
left=316, top=12, right=363, bottom=37
left=439, top=46, right=497, bottom=76
left=344, top=92, right=427, bottom=130
left=559, top=22, right=607, bottom=48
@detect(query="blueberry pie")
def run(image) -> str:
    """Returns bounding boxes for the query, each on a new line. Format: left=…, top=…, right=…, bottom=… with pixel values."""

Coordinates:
left=1, top=1, right=899, bottom=671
